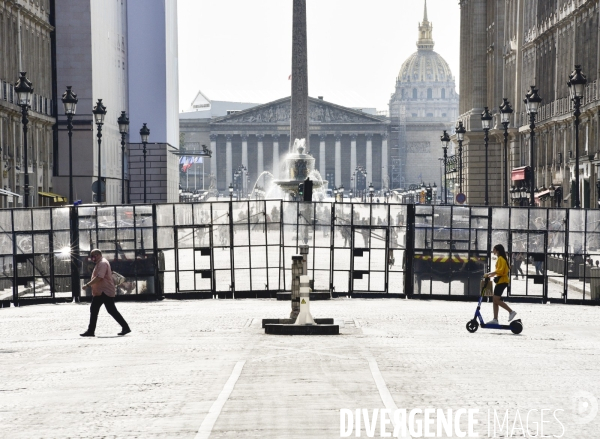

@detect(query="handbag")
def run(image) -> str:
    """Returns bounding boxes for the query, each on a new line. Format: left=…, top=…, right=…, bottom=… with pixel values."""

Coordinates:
left=480, top=278, right=493, bottom=296
left=493, top=276, right=500, bottom=283
left=112, top=271, right=126, bottom=286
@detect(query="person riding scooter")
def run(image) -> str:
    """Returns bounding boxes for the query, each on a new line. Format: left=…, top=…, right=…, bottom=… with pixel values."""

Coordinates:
left=484, top=244, right=517, bottom=325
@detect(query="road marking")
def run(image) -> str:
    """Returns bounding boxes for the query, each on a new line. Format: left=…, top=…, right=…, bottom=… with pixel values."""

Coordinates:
left=195, top=360, right=246, bottom=439
left=367, top=357, right=412, bottom=439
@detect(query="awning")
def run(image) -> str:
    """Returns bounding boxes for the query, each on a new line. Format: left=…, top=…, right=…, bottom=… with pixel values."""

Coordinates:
left=38, top=191, right=67, bottom=203
left=511, top=166, right=529, bottom=181
left=535, top=190, right=551, bottom=199
left=0, top=188, right=21, bottom=198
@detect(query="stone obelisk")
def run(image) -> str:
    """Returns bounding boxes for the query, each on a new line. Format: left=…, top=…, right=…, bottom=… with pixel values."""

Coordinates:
left=290, top=0, right=309, bottom=153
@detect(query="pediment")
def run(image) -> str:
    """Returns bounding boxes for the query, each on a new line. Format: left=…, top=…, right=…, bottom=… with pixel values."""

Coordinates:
left=212, top=97, right=385, bottom=125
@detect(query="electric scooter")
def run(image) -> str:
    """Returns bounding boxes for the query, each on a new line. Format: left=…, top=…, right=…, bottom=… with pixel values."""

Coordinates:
left=466, top=278, right=523, bottom=334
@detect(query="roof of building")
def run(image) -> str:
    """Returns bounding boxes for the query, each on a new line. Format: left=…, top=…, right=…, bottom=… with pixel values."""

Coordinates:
left=397, top=0, right=454, bottom=84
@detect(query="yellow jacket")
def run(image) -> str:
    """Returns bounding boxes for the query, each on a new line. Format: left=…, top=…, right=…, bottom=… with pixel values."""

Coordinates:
left=495, top=256, right=510, bottom=284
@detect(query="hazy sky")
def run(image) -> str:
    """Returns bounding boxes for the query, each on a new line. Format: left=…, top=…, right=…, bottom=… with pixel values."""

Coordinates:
left=177, top=0, right=461, bottom=113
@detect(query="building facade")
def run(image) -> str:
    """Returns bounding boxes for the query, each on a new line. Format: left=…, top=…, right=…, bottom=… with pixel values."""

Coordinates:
left=388, top=1, right=459, bottom=191
left=0, top=0, right=55, bottom=207
left=458, top=0, right=600, bottom=207
left=53, top=0, right=179, bottom=205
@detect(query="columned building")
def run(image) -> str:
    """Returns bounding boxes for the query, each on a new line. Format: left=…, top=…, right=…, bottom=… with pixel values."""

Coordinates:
left=180, top=96, right=389, bottom=195
left=0, top=0, right=55, bottom=207
left=458, top=0, right=600, bottom=207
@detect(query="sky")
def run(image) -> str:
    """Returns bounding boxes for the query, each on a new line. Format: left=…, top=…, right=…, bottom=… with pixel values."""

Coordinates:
left=177, top=0, right=461, bottom=113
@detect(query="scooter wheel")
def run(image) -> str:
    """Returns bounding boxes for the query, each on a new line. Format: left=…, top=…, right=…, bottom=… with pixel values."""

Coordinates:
left=466, top=319, right=479, bottom=333
left=510, top=320, right=523, bottom=334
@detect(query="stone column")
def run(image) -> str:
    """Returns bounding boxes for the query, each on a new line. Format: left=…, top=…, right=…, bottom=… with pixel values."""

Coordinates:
left=335, top=134, right=342, bottom=187
left=319, top=134, right=326, bottom=180
left=226, top=134, right=232, bottom=186
left=210, top=134, right=217, bottom=185
left=257, top=134, right=264, bottom=178
left=381, top=133, right=388, bottom=189
left=366, top=134, right=373, bottom=187
left=241, top=134, right=248, bottom=195
left=350, top=134, right=357, bottom=176
left=290, top=0, right=309, bottom=151
left=272, top=134, right=280, bottom=179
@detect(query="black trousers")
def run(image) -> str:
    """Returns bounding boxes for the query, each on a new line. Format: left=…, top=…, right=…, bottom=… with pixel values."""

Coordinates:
left=87, top=293, right=129, bottom=333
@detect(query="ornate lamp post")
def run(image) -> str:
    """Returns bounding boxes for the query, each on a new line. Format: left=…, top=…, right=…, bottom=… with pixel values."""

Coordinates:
left=61, top=86, right=78, bottom=204
left=349, top=189, right=353, bottom=201
left=499, top=98, right=514, bottom=206
left=229, top=182, right=233, bottom=201
left=567, top=65, right=587, bottom=209
left=432, top=182, right=438, bottom=205
left=139, top=123, right=150, bottom=203
left=369, top=182, right=374, bottom=203
left=15, top=72, right=34, bottom=207
left=117, top=111, right=129, bottom=204
left=455, top=121, right=466, bottom=194
left=339, top=185, right=344, bottom=203
left=440, top=130, right=451, bottom=204
left=333, top=186, right=338, bottom=203
left=92, top=99, right=107, bottom=202
left=481, top=107, right=493, bottom=205
left=524, top=86, right=542, bottom=206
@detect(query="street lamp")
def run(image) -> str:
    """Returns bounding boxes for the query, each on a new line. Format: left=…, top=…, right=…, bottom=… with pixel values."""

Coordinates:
left=117, top=111, right=129, bottom=204
left=369, top=182, right=374, bottom=203
left=481, top=107, right=493, bottom=205
left=440, top=130, right=451, bottom=204
left=499, top=98, right=514, bottom=206
left=339, top=185, right=344, bottom=203
left=92, top=99, right=107, bottom=202
left=524, top=86, right=542, bottom=206
left=432, top=182, right=437, bottom=205
left=139, top=123, right=150, bottom=203
left=229, top=182, right=234, bottom=200
left=567, top=65, right=587, bottom=209
left=61, top=86, right=78, bottom=204
left=455, top=121, right=466, bottom=194
left=333, top=186, right=338, bottom=203
left=15, top=72, right=33, bottom=207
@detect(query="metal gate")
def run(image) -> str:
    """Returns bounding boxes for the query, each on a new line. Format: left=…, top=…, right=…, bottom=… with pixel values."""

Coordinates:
left=351, top=227, right=387, bottom=292
left=509, top=230, right=547, bottom=298
left=175, top=225, right=213, bottom=292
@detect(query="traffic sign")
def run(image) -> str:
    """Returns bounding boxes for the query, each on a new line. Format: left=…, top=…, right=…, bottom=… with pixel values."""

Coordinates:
left=456, top=193, right=466, bottom=204
left=91, top=179, right=106, bottom=194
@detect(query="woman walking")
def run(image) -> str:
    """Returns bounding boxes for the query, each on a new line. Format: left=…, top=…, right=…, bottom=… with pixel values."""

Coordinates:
left=484, top=244, right=517, bottom=325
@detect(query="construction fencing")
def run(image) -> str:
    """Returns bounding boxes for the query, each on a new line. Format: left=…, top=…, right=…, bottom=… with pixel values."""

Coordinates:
left=1, top=202, right=599, bottom=305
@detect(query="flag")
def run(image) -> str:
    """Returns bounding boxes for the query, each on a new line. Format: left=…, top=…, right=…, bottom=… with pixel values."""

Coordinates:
left=182, top=163, right=192, bottom=172
left=194, top=157, right=203, bottom=164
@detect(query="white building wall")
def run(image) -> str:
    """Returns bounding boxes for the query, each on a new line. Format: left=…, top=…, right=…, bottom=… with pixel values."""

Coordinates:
left=90, top=0, right=129, bottom=204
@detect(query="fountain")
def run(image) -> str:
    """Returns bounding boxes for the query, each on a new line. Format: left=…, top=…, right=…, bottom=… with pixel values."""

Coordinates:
left=273, top=138, right=326, bottom=198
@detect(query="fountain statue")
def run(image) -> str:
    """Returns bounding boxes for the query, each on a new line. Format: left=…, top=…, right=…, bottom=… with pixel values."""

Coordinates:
left=273, top=138, right=326, bottom=197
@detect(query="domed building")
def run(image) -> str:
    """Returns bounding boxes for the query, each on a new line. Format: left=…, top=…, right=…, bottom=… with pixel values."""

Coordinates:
left=388, top=0, right=459, bottom=193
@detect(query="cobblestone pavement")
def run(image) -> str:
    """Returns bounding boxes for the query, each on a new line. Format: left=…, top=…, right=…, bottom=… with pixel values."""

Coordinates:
left=1, top=298, right=599, bottom=439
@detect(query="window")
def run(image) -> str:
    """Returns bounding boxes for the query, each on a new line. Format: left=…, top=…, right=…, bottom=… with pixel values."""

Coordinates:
left=442, top=113, right=447, bottom=117
left=427, top=89, right=432, bottom=99
left=441, top=89, right=446, bottom=99
left=412, top=89, right=418, bottom=99
left=427, top=113, right=434, bottom=118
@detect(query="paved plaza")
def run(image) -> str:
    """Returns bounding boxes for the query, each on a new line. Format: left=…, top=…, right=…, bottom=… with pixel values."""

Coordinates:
left=1, top=298, right=599, bottom=439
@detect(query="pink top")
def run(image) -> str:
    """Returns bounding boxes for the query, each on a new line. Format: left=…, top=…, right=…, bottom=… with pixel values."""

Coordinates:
left=91, top=257, right=116, bottom=297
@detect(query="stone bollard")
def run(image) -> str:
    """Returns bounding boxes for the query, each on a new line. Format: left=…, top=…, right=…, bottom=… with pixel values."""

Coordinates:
left=557, top=257, right=564, bottom=275
left=299, top=244, right=309, bottom=276
left=579, top=263, right=585, bottom=281
left=586, top=265, right=592, bottom=283
left=590, top=267, right=600, bottom=300
left=290, top=255, right=303, bottom=319
left=294, top=275, right=316, bottom=325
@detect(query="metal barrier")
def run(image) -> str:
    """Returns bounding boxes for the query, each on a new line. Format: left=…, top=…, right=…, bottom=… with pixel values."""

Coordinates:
left=0, top=202, right=599, bottom=305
